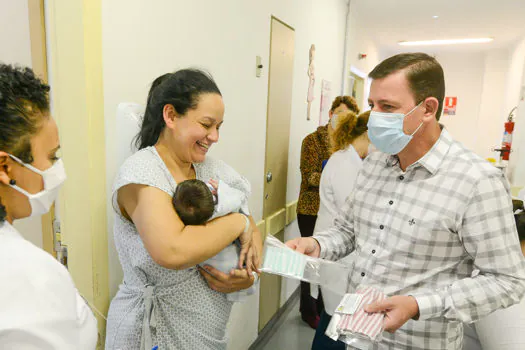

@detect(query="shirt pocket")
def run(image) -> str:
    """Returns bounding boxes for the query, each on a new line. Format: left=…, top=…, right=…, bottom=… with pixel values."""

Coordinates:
left=392, top=212, right=464, bottom=268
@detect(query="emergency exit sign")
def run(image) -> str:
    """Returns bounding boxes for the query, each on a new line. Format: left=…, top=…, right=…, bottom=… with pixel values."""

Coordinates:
left=444, top=97, right=457, bottom=115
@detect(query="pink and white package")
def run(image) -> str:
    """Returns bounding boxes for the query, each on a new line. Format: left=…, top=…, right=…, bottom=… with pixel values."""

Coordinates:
left=339, top=286, right=386, bottom=340
left=326, top=286, right=386, bottom=349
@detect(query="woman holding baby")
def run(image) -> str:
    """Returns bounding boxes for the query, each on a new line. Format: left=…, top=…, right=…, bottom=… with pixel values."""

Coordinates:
left=105, top=69, right=262, bottom=350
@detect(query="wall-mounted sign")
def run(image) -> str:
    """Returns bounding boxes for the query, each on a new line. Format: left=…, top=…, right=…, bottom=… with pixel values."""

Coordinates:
left=444, top=96, right=457, bottom=115
left=319, top=79, right=332, bottom=126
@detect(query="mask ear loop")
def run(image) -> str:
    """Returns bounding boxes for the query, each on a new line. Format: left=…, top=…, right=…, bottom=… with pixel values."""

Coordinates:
left=8, top=154, right=44, bottom=175
left=407, top=100, right=426, bottom=137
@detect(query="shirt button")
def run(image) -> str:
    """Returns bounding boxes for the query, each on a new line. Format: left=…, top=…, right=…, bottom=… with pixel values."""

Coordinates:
left=380, top=225, right=385, bottom=230
left=372, top=249, right=376, bottom=254
left=399, top=175, right=405, bottom=180
left=361, top=272, right=365, bottom=277
left=389, top=200, right=394, bottom=205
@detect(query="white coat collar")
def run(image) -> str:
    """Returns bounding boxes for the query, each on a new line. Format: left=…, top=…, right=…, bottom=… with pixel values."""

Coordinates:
left=0, top=220, right=22, bottom=239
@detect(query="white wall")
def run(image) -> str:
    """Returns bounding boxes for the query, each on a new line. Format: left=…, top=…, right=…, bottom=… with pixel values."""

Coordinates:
left=0, top=0, right=44, bottom=248
left=476, top=50, right=510, bottom=160
left=505, top=36, right=525, bottom=186
left=0, top=0, right=32, bottom=66
left=427, top=52, right=486, bottom=152
left=345, top=0, right=380, bottom=103
left=102, top=1, right=349, bottom=348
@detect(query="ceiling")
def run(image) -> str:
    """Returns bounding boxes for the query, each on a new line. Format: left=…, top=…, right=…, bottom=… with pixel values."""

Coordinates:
left=351, top=0, right=525, bottom=54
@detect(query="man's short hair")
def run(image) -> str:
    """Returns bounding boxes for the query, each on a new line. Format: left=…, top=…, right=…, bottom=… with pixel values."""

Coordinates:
left=369, top=53, right=445, bottom=120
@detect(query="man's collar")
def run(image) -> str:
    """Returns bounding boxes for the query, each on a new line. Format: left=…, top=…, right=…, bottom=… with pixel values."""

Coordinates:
left=386, top=126, right=452, bottom=174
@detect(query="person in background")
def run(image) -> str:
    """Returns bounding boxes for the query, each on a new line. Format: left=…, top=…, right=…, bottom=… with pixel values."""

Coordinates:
left=311, top=110, right=370, bottom=350
left=296, top=95, right=359, bottom=328
left=287, top=52, right=525, bottom=348
left=0, top=64, right=97, bottom=349
left=463, top=198, right=525, bottom=350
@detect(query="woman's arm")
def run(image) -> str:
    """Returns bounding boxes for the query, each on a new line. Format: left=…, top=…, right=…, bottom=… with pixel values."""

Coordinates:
left=119, top=183, right=250, bottom=270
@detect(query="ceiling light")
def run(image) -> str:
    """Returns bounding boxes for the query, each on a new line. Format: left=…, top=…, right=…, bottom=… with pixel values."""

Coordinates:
left=398, top=38, right=494, bottom=46
left=432, top=15, right=439, bottom=19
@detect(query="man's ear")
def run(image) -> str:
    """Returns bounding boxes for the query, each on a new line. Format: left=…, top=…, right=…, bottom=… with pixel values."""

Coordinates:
left=422, top=97, right=439, bottom=122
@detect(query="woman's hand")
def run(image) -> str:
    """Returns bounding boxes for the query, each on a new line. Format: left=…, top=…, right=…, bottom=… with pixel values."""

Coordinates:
left=199, top=265, right=256, bottom=293
left=237, top=214, right=254, bottom=273
left=247, top=215, right=263, bottom=273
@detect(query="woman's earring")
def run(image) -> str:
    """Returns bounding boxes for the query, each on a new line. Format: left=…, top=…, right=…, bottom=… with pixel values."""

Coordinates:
left=9, top=179, right=16, bottom=186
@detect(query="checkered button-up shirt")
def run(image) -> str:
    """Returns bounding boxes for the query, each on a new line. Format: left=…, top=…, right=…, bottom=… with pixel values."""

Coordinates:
left=314, top=129, right=525, bottom=350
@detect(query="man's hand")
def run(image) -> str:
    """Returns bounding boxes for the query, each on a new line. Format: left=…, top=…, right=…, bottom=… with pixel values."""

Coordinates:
left=285, top=237, right=321, bottom=258
left=364, top=295, right=420, bottom=333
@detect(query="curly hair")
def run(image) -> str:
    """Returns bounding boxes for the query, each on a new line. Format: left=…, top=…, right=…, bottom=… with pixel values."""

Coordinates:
left=330, top=95, right=360, bottom=114
left=0, top=64, right=50, bottom=222
left=331, top=110, right=370, bottom=153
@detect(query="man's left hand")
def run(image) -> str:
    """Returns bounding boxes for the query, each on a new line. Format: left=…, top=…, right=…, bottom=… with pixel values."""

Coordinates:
left=364, top=295, right=420, bottom=333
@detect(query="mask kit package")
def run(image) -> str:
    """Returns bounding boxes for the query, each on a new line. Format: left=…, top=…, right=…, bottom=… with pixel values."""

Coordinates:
left=260, top=236, right=386, bottom=349
left=260, top=235, right=351, bottom=297
left=325, top=286, right=386, bottom=349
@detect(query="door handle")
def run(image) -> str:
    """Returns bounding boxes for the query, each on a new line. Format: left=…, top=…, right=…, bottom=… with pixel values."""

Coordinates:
left=266, top=171, right=273, bottom=183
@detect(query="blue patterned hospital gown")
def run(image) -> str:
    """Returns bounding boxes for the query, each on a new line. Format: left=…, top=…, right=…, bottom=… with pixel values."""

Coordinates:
left=105, top=146, right=251, bottom=350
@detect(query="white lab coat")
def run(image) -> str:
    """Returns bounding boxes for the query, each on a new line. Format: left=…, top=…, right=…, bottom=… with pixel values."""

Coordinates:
left=313, top=145, right=363, bottom=315
left=0, top=221, right=97, bottom=349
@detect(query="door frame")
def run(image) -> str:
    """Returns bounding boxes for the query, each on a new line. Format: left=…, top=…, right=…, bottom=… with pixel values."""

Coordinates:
left=259, top=15, right=295, bottom=332
left=27, top=0, right=55, bottom=256
left=262, top=15, right=295, bottom=220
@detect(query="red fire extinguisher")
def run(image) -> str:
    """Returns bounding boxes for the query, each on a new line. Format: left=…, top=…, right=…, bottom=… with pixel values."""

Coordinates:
left=501, top=107, right=517, bottom=161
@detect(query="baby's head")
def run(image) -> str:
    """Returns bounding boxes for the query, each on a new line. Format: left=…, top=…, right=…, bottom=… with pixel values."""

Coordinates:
left=172, top=179, right=216, bottom=226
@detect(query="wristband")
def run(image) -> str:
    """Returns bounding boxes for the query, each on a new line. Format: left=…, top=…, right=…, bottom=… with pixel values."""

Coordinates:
left=252, top=271, right=259, bottom=284
left=242, top=214, right=251, bottom=233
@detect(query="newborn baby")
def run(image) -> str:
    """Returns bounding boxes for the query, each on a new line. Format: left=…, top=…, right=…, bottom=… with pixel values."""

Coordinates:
left=172, top=178, right=256, bottom=301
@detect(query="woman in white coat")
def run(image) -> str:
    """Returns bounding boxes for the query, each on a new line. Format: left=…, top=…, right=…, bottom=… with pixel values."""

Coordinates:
left=0, top=64, right=97, bottom=349
left=311, top=110, right=371, bottom=350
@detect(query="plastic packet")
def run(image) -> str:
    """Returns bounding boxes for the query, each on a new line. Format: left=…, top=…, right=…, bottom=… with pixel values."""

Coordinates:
left=326, top=286, right=386, bottom=349
left=260, top=235, right=350, bottom=295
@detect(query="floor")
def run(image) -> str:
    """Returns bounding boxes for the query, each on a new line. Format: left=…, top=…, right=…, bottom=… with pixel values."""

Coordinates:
left=260, top=299, right=315, bottom=350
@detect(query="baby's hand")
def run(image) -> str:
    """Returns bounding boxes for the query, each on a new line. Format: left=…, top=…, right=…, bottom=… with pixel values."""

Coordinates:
left=208, top=179, right=219, bottom=194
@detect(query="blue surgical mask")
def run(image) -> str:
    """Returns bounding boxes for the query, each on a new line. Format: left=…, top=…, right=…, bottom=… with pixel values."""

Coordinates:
left=367, top=102, right=424, bottom=155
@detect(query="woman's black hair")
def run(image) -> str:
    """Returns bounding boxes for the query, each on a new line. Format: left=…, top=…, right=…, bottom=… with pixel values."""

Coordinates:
left=135, top=69, right=221, bottom=150
left=0, top=63, right=50, bottom=222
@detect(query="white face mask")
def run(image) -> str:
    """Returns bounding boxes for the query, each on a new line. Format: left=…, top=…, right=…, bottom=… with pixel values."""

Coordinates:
left=330, top=114, right=339, bottom=129
left=8, top=154, right=67, bottom=217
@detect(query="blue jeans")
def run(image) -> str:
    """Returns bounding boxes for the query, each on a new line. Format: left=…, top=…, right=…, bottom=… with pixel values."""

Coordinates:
left=311, top=310, right=346, bottom=350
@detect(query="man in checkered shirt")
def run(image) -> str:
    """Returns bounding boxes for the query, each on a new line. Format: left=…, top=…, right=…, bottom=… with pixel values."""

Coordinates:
left=287, top=53, right=525, bottom=349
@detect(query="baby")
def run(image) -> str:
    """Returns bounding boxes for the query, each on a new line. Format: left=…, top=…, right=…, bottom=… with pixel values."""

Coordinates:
left=172, top=178, right=256, bottom=301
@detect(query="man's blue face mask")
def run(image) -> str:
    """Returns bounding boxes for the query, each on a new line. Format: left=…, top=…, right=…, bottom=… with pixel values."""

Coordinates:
left=367, top=101, right=424, bottom=155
